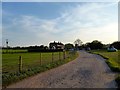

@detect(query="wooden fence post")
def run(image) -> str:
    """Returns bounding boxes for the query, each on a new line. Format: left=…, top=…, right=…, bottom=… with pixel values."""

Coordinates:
left=40, top=53, right=42, bottom=65
left=63, top=50, right=66, bottom=59
left=59, top=52, right=61, bottom=60
left=52, top=52, right=54, bottom=62
left=19, top=56, right=22, bottom=73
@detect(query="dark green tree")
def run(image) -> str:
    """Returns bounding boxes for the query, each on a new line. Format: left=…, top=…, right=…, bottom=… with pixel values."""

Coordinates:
left=86, top=40, right=103, bottom=50
left=111, top=41, right=120, bottom=49
left=65, top=43, right=74, bottom=50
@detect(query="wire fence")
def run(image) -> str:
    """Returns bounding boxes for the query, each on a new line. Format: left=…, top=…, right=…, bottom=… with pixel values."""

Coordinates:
left=2, top=51, right=75, bottom=74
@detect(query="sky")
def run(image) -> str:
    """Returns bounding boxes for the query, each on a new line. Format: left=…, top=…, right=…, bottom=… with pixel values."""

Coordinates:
left=2, top=1, right=118, bottom=47
left=0, top=2, right=1, bottom=47
left=1, top=0, right=119, bottom=2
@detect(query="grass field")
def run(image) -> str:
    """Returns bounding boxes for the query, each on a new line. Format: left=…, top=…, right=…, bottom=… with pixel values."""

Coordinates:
left=2, top=50, right=78, bottom=87
left=90, top=50, right=120, bottom=87
left=2, top=51, right=68, bottom=74
left=2, top=49, right=28, bottom=53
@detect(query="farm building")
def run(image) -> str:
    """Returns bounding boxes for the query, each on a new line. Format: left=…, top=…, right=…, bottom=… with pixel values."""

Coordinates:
left=49, top=41, right=64, bottom=50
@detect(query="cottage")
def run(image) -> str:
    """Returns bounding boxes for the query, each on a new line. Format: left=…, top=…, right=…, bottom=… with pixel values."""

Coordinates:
left=49, top=41, right=64, bottom=50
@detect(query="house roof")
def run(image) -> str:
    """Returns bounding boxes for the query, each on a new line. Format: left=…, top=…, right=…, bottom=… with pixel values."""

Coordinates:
left=49, top=41, right=64, bottom=45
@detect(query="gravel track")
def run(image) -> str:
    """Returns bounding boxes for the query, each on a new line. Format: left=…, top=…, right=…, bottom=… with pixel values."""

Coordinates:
left=7, top=51, right=117, bottom=88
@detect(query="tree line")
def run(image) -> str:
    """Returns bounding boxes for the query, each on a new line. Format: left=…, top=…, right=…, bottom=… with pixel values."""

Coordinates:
left=2, top=40, right=120, bottom=50
left=64, top=40, right=120, bottom=50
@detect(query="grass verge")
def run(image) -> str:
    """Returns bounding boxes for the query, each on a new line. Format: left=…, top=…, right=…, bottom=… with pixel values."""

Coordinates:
left=2, top=51, right=79, bottom=88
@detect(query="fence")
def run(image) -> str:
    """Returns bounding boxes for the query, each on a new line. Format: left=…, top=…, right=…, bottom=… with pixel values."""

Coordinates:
left=3, top=51, right=75, bottom=74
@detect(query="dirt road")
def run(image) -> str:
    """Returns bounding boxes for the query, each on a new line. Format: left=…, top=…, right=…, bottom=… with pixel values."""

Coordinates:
left=7, top=51, right=117, bottom=88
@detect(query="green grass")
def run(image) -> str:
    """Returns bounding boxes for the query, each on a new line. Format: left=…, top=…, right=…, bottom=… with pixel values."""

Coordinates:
left=2, top=51, right=79, bottom=87
left=90, top=50, right=120, bottom=72
left=90, top=50, right=120, bottom=87
left=2, top=52, right=67, bottom=73
left=2, top=49, right=28, bottom=53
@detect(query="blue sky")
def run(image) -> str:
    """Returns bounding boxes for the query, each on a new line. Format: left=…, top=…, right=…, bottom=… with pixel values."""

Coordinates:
left=2, top=2, right=118, bottom=47
left=0, top=2, right=1, bottom=39
left=2, top=0, right=119, bottom=2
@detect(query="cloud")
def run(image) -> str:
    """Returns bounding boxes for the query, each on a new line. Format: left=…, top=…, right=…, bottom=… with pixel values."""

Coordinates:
left=60, top=3, right=117, bottom=26
left=0, top=4, right=2, bottom=46
left=2, top=0, right=119, bottom=2
left=2, top=2, right=118, bottom=46
left=2, top=15, right=62, bottom=46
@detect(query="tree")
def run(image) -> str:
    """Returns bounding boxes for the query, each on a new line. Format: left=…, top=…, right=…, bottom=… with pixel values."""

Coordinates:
left=74, top=39, right=83, bottom=50
left=44, top=46, right=48, bottom=50
left=85, top=40, right=103, bottom=50
left=111, top=41, right=120, bottom=49
left=64, top=43, right=74, bottom=50
left=74, top=39, right=83, bottom=46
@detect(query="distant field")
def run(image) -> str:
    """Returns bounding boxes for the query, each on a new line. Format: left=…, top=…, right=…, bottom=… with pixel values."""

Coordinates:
left=2, top=51, right=68, bottom=73
left=91, top=50, right=120, bottom=71
left=2, top=49, right=28, bottom=53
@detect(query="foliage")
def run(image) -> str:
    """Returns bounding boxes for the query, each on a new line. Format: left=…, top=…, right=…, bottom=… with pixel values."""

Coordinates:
left=111, top=41, right=120, bottom=49
left=74, top=39, right=83, bottom=46
left=2, top=45, right=49, bottom=51
left=64, top=43, right=74, bottom=50
left=85, top=40, right=103, bottom=50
